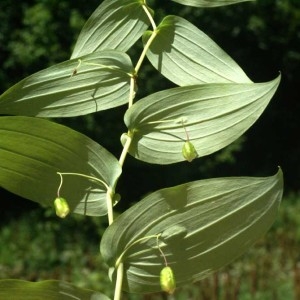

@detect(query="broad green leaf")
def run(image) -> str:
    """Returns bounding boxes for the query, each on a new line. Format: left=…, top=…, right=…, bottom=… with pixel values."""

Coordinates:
left=0, top=51, right=133, bottom=117
left=171, top=0, right=254, bottom=7
left=100, top=169, right=283, bottom=293
left=143, top=16, right=251, bottom=86
left=0, top=116, right=122, bottom=216
left=71, top=0, right=151, bottom=58
left=124, top=75, right=280, bottom=164
left=0, top=280, right=110, bottom=300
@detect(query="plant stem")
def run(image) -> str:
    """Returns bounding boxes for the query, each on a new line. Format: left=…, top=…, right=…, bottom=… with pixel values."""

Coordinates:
left=57, top=172, right=109, bottom=190
left=135, top=4, right=157, bottom=75
left=114, top=262, right=124, bottom=300
left=119, top=133, right=133, bottom=167
left=128, top=76, right=136, bottom=108
left=113, top=234, right=160, bottom=300
left=57, top=172, right=115, bottom=223
left=106, top=189, right=114, bottom=225
left=134, top=30, right=158, bottom=75
left=142, top=4, right=156, bottom=31
left=112, top=6, right=157, bottom=296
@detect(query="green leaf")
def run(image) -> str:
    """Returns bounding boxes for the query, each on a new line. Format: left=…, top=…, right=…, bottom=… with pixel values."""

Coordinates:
left=124, top=75, right=280, bottom=164
left=0, top=116, right=122, bottom=216
left=171, top=0, right=254, bottom=7
left=100, top=169, right=283, bottom=294
left=71, top=0, right=151, bottom=58
left=0, top=280, right=110, bottom=300
left=0, top=51, right=133, bottom=117
left=143, top=16, right=251, bottom=86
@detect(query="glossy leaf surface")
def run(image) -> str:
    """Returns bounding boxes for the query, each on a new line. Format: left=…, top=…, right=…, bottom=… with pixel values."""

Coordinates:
left=101, top=169, right=283, bottom=293
left=71, top=0, right=150, bottom=58
left=144, top=16, right=251, bottom=86
left=0, top=280, right=110, bottom=300
left=0, top=51, right=132, bottom=117
left=171, top=0, right=253, bottom=7
left=124, top=75, right=280, bottom=164
left=0, top=116, right=121, bottom=216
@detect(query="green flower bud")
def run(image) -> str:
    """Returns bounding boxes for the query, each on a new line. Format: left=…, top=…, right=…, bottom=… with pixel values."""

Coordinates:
left=54, top=197, right=70, bottom=218
left=160, top=266, right=176, bottom=294
left=182, top=141, right=198, bottom=162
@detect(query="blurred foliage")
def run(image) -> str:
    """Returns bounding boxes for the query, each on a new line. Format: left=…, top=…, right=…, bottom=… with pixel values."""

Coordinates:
left=0, top=193, right=299, bottom=299
left=0, top=208, right=113, bottom=297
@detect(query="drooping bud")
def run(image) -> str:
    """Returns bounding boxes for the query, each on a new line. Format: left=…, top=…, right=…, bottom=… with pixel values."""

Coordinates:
left=182, top=141, right=198, bottom=162
left=54, top=197, right=70, bottom=218
left=160, top=266, right=176, bottom=294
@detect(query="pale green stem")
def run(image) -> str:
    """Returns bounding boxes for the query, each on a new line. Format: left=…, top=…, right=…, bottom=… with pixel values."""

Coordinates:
left=112, top=234, right=163, bottom=298
left=135, top=4, right=157, bottom=75
left=71, top=59, right=82, bottom=77
left=112, top=5, right=158, bottom=297
left=106, top=189, right=114, bottom=225
left=114, top=262, right=124, bottom=300
left=57, top=172, right=64, bottom=197
left=57, top=172, right=109, bottom=190
left=157, top=235, right=168, bottom=267
left=142, top=4, right=156, bottom=31
left=119, top=133, right=133, bottom=168
left=128, top=76, right=136, bottom=108
left=119, top=2, right=157, bottom=167
left=182, top=120, right=190, bottom=141
left=76, top=59, right=82, bottom=68
left=81, top=61, right=132, bottom=77
left=134, top=30, right=158, bottom=74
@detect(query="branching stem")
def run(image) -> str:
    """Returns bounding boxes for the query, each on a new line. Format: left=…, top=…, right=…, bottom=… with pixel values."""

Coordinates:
left=112, top=4, right=159, bottom=298
left=56, top=172, right=114, bottom=223
left=57, top=172, right=109, bottom=190
left=135, top=4, right=157, bottom=75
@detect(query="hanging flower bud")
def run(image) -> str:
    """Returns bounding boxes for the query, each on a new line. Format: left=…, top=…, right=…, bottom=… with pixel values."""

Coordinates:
left=182, top=141, right=198, bottom=162
left=160, top=266, right=176, bottom=294
left=54, top=197, right=70, bottom=218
